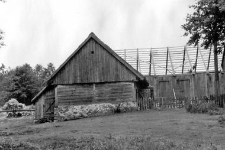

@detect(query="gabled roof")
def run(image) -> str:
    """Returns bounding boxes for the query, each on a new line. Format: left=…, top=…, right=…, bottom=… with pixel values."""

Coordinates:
left=32, top=32, right=147, bottom=103
left=47, top=32, right=145, bottom=84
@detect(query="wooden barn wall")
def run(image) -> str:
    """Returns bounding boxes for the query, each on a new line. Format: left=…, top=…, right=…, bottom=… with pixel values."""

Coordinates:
left=51, top=38, right=136, bottom=85
left=146, top=72, right=225, bottom=99
left=35, top=95, right=44, bottom=120
left=56, top=82, right=135, bottom=106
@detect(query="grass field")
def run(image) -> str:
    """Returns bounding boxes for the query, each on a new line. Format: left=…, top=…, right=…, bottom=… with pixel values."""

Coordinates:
left=0, top=109, right=225, bottom=149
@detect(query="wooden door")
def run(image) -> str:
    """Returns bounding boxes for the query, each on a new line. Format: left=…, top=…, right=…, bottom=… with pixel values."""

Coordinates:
left=175, top=79, right=190, bottom=99
left=44, top=91, right=55, bottom=120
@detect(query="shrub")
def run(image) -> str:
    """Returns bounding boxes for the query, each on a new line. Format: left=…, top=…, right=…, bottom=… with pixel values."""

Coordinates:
left=185, top=101, right=220, bottom=114
left=218, top=115, right=225, bottom=125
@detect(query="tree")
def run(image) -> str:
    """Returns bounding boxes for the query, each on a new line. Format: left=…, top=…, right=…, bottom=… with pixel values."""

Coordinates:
left=0, top=63, right=56, bottom=105
left=182, top=0, right=225, bottom=101
left=41, top=63, right=55, bottom=82
left=8, top=64, right=40, bottom=105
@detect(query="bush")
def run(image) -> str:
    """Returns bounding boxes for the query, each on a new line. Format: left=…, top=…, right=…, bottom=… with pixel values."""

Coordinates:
left=185, top=101, right=220, bottom=114
left=218, top=115, right=225, bottom=124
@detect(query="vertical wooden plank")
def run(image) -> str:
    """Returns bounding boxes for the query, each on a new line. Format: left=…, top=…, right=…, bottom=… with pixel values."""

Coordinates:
left=194, top=45, right=199, bottom=74
left=149, top=49, right=152, bottom=76
left=199, top=48, right=207, bottom=72
left=182, top=46, right=186, bottom=74
left=151, top=50, right=156, bottom=75
left=186, top=47, right=193, bottom=72
left=166, top=47, right=169, bottom=75
left=168, top=47, right=175, bottom=75
left=55, top=86, right=58, bottom=107
left=137, top=48, right=139, bottom=71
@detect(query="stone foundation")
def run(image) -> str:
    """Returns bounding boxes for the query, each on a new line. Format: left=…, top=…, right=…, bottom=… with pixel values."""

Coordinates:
left=54, top=102, right=139, bottom=121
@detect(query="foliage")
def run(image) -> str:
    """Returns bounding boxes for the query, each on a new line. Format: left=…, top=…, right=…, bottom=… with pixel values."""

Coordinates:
left=185, top=101, right=219, bottom=114
left=218, top=115, right=225, bottom=124
left=182, top=0, right=225, bottom=50
left=34, top=63, right=55, bottom=87
left=0, top=63, right=55, bottom=105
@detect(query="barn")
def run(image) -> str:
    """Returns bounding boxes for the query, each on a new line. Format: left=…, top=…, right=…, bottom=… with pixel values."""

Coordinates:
left=32, top=32, right=151, bottom=121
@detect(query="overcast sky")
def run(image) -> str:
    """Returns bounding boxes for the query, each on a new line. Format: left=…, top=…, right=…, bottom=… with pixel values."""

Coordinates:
left=0, top=0, right=195, bottom=69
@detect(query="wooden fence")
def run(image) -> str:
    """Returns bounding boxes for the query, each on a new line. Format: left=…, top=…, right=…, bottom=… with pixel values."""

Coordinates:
left=153, top=94, right=225, bottom=109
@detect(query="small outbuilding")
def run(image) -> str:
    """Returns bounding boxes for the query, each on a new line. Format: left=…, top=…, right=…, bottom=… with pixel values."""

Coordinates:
left=32, top=32, right=151, bottom=121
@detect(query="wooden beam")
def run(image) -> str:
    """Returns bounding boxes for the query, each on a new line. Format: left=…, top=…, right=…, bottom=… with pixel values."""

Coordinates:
left=194, top=45, right=199, bottom=73
left=151, top=49, right=156, bottom=75
left=149, top=49, right=152, bottom=76
left=182, top=46, right=186, bottom=74
left=168, top=47, right=175, bottom=74
left=55, top=86, right=58, bottom=107
left=185, top=46, right=193, bottom=72
left=165, top=47, right=169, bottom=75
left=137, top=48, right=139, bottom=71
left=124, top=49, right=127, bottom=61
left=207, top=45, right=212, bottom=71
left=199, top=48, right=207, bottom=72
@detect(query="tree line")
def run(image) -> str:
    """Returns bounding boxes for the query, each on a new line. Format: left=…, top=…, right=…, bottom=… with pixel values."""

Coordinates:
left=0, top=63, right=55, bottom=105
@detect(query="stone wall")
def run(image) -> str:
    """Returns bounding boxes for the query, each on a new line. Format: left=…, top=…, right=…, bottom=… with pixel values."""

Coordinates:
left=54, top=102, right=139, bottom=121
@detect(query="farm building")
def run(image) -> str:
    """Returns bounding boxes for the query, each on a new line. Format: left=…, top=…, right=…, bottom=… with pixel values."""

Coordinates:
left=32, top=32, right=151, bottom=120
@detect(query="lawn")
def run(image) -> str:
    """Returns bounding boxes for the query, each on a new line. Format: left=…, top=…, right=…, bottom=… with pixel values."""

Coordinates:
left=0, top=109, right=225, bottom=149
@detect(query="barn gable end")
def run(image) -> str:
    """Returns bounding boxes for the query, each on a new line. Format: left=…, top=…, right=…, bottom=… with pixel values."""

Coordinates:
left=50, top=38, right=137, bottom=84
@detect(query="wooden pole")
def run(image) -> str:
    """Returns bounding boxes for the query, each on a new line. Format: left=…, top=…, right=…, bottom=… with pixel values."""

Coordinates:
left=151, top=50, right=156, bottom=75
left=166, top=47, right=169, bottom=75
left=207, top=45, right=212, bottom=71
left=137, top=48, right=139, bottom=71
left=168, top=47, right=175, bottom=75
left=186, top=47, right=193, bottom=72
left=199, top=48, right=207, bottom=72
left=124, top=49, right=127, bottom=61
left=222, top=45, right=225, bottom=71
left=194, top=45, right=199, bottom=74
left=182, top=46, right=186, bottom=74
left=149, top=49, right=152, bottom=76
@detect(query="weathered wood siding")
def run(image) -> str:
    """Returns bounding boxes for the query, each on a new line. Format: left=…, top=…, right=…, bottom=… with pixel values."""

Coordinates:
left=56, top=82, right=135, bottom=105
left=35, top=95, right=44, bottom=120
left=50, top=38, right=136, bottom=85
left=146, top=72, right=225, bottom=99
